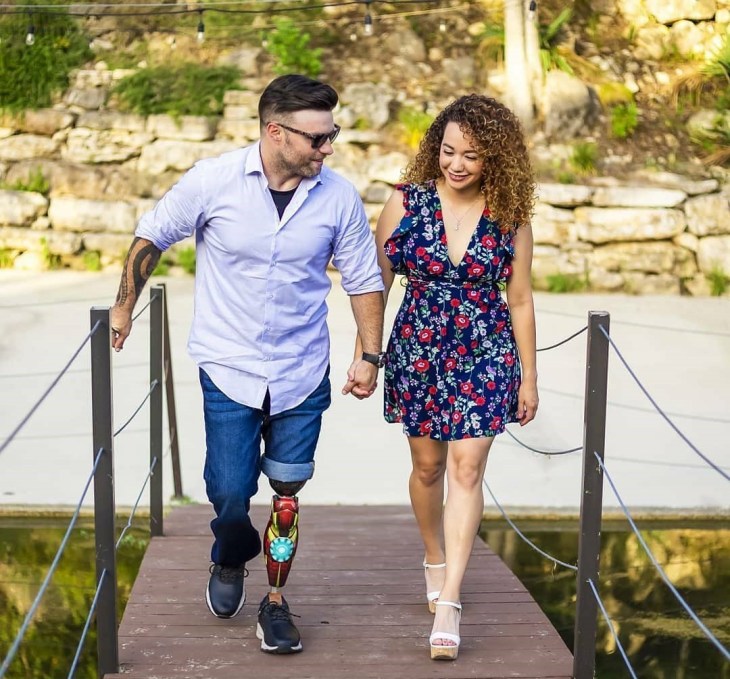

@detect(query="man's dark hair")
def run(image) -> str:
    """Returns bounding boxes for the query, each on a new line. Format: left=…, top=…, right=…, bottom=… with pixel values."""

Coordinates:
left=258, top=74, right=338, bottom=124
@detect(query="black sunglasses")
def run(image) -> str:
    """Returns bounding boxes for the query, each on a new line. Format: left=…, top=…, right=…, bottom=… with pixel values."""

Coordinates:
left=275, top=122, right=341, bottom=149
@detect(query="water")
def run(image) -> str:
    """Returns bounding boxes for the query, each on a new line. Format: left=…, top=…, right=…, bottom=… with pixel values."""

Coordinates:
left=481, top=520, right=730, bottom=678
left=0, top=517, right=147, bottom=679
left=1, top=518, right=728, bottom=677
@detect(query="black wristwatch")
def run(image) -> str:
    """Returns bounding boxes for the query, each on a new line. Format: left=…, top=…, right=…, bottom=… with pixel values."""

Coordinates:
left=362, top=351, right=386, bottom=368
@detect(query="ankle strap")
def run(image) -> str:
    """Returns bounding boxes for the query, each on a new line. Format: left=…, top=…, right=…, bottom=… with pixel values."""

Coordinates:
left=434, top=600, right=461, bottom=611
left=422, top=561, right=446, bottom=569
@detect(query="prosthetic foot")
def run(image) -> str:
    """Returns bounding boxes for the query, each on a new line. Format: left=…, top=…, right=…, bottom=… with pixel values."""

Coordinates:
left=264, top=494, right=300, bottom=588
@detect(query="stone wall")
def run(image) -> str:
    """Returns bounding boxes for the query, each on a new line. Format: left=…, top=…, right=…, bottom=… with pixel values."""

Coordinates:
left=0, top=84, right=728, bottom=294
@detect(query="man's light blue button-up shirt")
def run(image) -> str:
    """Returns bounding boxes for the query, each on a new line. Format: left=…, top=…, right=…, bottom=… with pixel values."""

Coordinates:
left=136, top=142, right=383, bottom=415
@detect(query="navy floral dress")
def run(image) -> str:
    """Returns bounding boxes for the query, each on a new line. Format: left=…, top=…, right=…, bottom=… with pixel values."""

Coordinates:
left=383, top=181, right=521, bottom=440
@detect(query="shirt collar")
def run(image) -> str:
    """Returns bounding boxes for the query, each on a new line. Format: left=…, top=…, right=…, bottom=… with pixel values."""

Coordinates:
left=245, top=141, right=324, bottom=189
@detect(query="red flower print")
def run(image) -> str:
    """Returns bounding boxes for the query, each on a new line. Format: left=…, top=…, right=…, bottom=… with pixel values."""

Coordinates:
left=401, top=324, right=413, bottom=338
left=468, top=263, right=485, bottom=277
left=406, top=260, right=416, bottom=269
left=450, top=299, right=460, bottom=308
left=491, top=255, right=501, bottom=265
left=452, top=411, right=463, bottom=423
left=475, top=396, right=486, bottom=406
left=414, top=358, right=430, bottom=372
left=448, top=395, right=456, bottom=404
left=435, top=210, right=443, bottom=220
left=418, top=328, right=434, bottom=342
left=442, top=424, right=450, bottom=434
left=428, top=385, right=437, bottom=395
left=455, top=314, right=469, bottom=329
left=488, top=290, right=497, bottom=301
left=482, top=235, right=496, bottom=249
left=496, top=321, right=505, bottom=332
left=416, top=246, right=426, bottom=257
left=440, top=327, right=447, bottom=336
left=504, top=353, right=514, bottom=366
left=425, top=399, right=435, bottom=411
left=502, top=265, right=513, bottom=277
left=467, top=289, right=480, bottom=301
left=460, top=382, right=473, bottom=394
left=385, top=241, right=396, bottom=255
left=432, top=306, right=438, bottom=313
left=457, top=345, right=467, bottom=356
left=487, top=381, right=496, bottom=390
left=403, top=391, right=412, bottom=401
left=490, top=416, right=502, bottom=430
left=419, top=421, right=432, bottom=435
left=471, top=340, right=478, bottom=349
left=427, top=261, right=444, bottom=275
left=444, top=358, right=457, bottom=371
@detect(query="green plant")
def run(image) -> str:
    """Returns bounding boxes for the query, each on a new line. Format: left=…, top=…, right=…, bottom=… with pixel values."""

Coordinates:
left=113, top=63, right=241, bottom=117
left=177, top=246, right=196, bottom=275
left=569, top=142, right=598, bottom=175
left=264, top=19, right=322, bottom=77
left=539, top=8, right=574, bottom=74
left=396, top=107, right=434, bottom=150
left=610, top=102, right=639, bottom=139
left=672, top=33, right=730, bottom=107
left=546, top=272, right=587, bottom=293
left=556, top=171, right=576, bottom=184
left=0, top=9, right=92, bottom=113
left=476, top=22, right=505, bottom=66
left=39, top=237, right=61, bottom=270
left=0, top=167, right=50, bottom=194
left=707, top=266, right=730, bottom=296
left=82, top=250, right=102, bottom=272
left=0, top=248, right=15, bottom=268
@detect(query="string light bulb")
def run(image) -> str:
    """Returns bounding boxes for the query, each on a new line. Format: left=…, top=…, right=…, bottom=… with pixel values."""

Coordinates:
left=25, top=15, right=35, bottom=46
left=196, top=10, right=205, bottom=44
left=528, top=0, right=537, bottom=21
left=439, top=19, right=447, bottom=33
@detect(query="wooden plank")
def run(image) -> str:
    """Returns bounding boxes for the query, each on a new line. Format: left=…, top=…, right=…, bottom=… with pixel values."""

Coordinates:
left=111, top=505, right=572, bottom=679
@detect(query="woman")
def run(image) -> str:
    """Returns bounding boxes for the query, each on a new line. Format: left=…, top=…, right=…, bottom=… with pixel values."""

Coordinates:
left=375, top=94, right=538, bottom=660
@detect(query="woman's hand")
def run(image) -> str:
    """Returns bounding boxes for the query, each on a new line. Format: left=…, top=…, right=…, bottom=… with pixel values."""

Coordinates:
left=517, top=379, right=538, bottom=425
left=342, top=359, right=378, bottom=399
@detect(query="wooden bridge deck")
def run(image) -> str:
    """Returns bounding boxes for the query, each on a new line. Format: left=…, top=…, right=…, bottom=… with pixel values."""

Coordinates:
left=106, top=505, right=572, bottom=679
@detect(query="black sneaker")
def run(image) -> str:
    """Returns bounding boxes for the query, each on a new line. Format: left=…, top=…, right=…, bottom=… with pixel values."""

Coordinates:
left=206, top=564, right=247, bottom=618
left=256, top=594, right=303, bottom=654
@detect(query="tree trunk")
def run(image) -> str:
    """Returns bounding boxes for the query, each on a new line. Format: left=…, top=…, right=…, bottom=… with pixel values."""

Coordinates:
left=504, top=0, right=535, bottom=130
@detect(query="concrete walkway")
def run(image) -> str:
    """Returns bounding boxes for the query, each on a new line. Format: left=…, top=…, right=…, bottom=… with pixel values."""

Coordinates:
left=0, top=270, right=728, bottom=513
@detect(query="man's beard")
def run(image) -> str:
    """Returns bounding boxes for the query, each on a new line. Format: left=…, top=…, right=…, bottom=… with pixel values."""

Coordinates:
left=276, top=149, right=322, bottom=179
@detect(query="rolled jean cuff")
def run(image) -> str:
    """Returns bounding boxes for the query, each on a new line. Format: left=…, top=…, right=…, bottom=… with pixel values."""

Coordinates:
left=261, top=457, right=314, bottom=483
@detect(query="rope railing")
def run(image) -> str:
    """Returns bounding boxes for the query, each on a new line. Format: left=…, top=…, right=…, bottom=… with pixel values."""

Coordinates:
left=586, top=578, right=638, bottom=679
left=537, top=308, right=730, bottom=338
left=0, top=448, right=105, bottom=677
left=113, top=379, right=159, bottom=437
left=116, top=456, right=159, bottom=550
left=0, top=321, right=102, bottom=457
left=131, top=291, right=160, bottom=321
left=504, top=427, right=582, bottom=456
left=595, top=452, right=730, bottom=662
left=67, top=568, right=107, bottom=679
left=536, top=325, right=587, bottom=352
left=598, top=326, right=729, bottom=483
left=482, top=478, right=578, bottom=571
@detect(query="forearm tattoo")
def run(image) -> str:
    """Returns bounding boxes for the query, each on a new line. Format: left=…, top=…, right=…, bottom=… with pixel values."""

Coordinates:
left=115, top=237, right=161, bottom=307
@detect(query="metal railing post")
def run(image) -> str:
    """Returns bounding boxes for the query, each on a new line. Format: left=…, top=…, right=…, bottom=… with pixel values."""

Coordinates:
left=150, top=286, right=164, bottom=536
left=160, top=282, right=183, bottom=498
left=90, top=307, right=119, bottom=676
left=573, top=311, right=610, bottom=679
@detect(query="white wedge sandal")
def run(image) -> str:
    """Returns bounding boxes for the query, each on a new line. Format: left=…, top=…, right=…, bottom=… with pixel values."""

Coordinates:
left=429, top=600, right=462, bottom=660
left=423, top=561, right=446, bottom=613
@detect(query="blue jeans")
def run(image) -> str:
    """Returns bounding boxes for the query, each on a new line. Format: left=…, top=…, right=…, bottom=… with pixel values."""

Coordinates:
left=199, top=368, right=331, bottom=567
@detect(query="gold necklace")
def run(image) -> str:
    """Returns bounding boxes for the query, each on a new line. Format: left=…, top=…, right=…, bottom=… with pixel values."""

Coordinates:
left=442, top=195, right=483, bottom=231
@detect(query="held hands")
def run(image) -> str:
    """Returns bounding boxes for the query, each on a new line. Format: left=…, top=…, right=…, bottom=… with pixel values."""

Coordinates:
left=110, top=306, right=132, bottom=352
left=342, top=359, right=378, bottom=400
left=517, top=379, right=539, bottom=426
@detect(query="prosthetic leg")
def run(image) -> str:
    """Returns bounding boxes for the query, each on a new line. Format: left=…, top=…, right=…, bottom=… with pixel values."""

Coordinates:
left=263, top=480, right=305, bottom=589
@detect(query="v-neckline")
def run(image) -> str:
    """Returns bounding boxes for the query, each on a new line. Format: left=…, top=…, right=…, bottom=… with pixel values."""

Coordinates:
left=435, top=188, right=483, bottom=269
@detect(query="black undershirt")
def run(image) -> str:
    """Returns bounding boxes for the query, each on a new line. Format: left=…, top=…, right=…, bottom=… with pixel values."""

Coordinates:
left=269, top=187, right=297, bottom=219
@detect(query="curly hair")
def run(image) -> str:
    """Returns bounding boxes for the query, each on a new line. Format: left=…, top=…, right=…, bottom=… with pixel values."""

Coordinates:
left=402, top=94, right=536, bottom=230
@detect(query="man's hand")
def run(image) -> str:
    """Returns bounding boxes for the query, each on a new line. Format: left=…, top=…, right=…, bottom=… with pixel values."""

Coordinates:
left=342, top=359, right=378, bottom=399
left=110, top=306, right=133, bottom=352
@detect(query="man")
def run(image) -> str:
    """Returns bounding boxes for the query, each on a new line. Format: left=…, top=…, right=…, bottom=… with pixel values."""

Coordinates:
left=110, top=74, right=385, bottom=654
